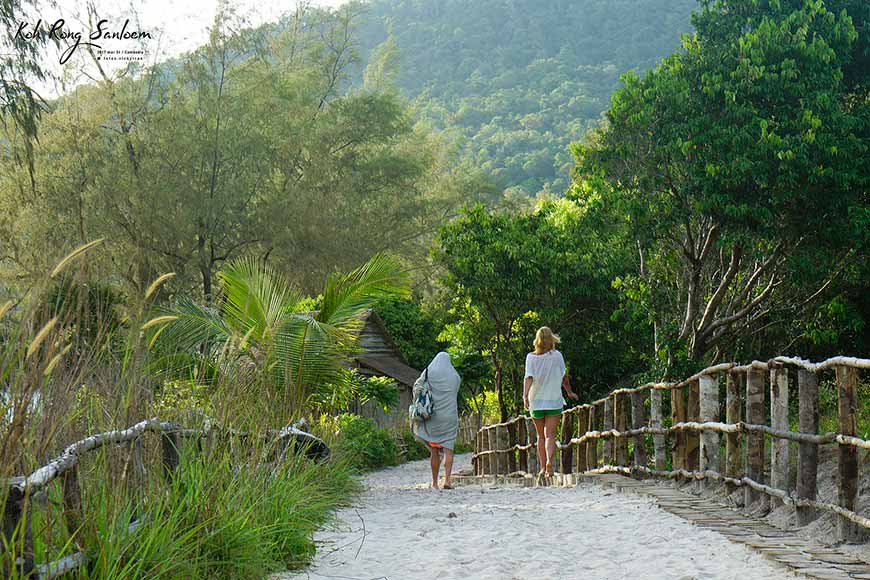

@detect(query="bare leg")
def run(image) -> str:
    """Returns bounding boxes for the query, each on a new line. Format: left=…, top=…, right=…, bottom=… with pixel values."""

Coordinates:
left=544, top=414, right=561, bottom=474
left=442, top=449, right=455, bottom=488
left=429, top=446, right=441, bottom=488
left=532, top=418, right=546, bottom=474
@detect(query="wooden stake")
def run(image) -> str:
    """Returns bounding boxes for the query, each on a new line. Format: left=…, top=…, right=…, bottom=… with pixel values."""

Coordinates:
left=686, top=379, right=700, bottom=471
left=480, top=429, right=491, bottom=475
left=725, top=372, right=741, bottom=483
left=506, top=422, right=518, bottom=474
left=770, top=364, right=790, bottom=492
left=650, top=389, right=666, bottom=470
left=557, top=412, right=572, bottom=474
left=1, top=484, right=33, bottom=579
left=471, top=430, right=483, bottom=475
left=496, top=426, right=510, bottom=475
left=604, top=396, right=614, bottom=465
left=586, top=405, right=598, bottom=470
left=517, top=419, right=528, bottom=474
left=576, top=408, right=588, bottom=473
left=796, top=369, right=819, bottom=526
left=526, top=418, right=540, bottom=475
left=61, top=466, right=83, bottom=540
left=699, top=374, right=720, bottom=474
left=614, top=393, right=629, bottom=466
left=671, top=386, right=687, bottom=471
left=745, top=368, right=765, bottom=506
left=631, top=390, right=648, bottom=468
left=486, top=427, right=497, bottom=475
left=837, top=366, right=865, bottom=542
left=161, top=431, right=180, bottom=482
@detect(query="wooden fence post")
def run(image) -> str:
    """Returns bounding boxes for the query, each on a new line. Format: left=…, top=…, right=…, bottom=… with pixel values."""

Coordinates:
left=650, top=388, right=666, bottom=471
left=526, top=418, right=539, bottom=475
left=506, top=422, right=518, bottom=474
left=770, top=364, right=790, bottom=493
left=836, top=366, right=865, bottom=542
left=560, top=412, right=574, bottom=474
left=498, top=426, right=511, bottom=474
left=686, top=380, right=700, bottom=471
left=161, top=431, right=180, bottom=481
left=796, top=369, right=819, bottom=526
left=615, top=393, right=629, bottom=467
left=671, top=386, right=687, bottom=471
left=699, top=374, right=720, bottom=475
left=62, top=466, right=84, bottom=540
left=586, top=405, right=598, bottom=470
left=571, top=410, right=581, bottom=473
left=631, top=390, right=648, bottom=469
left=479, top=428, right=491, bottom=475
left=473, top=431, right=481, bottom=475
left=576, top=407, right=588, bottom=473
left=725, top=372, right=742, bottom=487
left=1, top=484, right=34, bottom=579
left=745, top=367, right=765, bottom=506
left=487, top=427, right=498, bottom=475
left=517, top=420, right=528, bottom=474
left=604, top=396, right=614, bottom=465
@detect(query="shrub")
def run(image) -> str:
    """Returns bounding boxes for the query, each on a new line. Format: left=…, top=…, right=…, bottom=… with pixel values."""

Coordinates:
left=402, top=430, right=430, bottom=461
left=333, top=414, right=399, bottom=470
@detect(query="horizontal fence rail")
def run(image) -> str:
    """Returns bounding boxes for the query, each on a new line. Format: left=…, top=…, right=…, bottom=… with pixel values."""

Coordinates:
left=2, top=420, right=328, bottom=579
left=472, top=355, right=870, bottom=543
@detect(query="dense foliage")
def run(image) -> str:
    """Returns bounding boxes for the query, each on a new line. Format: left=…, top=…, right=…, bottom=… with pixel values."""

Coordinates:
left=0, top=6, right=484, bottom=299
left=435, top=201, right=641, bottom=417
left=332, top=414, right=400, bottom=470
left=575, top=0, right=869, bottom=374
left=354, top=0, right=697, bottom=195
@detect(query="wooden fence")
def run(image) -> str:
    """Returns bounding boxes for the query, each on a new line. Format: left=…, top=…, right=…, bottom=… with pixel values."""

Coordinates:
left=472, top=355, right=870, bottom=542
left=1, top=419, right=327, bottom=579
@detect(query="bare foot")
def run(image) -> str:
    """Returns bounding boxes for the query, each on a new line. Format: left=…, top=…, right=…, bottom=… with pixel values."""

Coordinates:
left=545, top=463, right=554, bottom=476
left=431, top=482, right=439, bottom=489
left=442, top=481, right=454, bottom=490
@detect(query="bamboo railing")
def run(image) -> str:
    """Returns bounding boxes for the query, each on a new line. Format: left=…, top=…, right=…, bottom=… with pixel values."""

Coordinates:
left=1, top=420, right=328, bottom=579
left=472, top=355, right=870, bottom=542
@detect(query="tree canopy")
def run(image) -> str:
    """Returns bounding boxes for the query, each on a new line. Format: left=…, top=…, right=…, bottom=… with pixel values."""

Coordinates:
left=353, top=0, right=697, bottom=196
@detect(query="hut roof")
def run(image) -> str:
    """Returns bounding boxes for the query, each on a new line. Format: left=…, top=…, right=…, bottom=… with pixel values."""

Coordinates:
left=354, top=310, right=420, bottom=387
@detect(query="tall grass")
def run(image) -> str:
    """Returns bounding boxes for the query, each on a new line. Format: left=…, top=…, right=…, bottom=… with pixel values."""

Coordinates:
left=71, top=444, right=358, bottom=580
left=1, top=244, right=361, bottom=579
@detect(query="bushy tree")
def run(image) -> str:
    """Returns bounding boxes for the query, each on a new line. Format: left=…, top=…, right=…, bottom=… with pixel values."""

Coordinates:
left=0, top=5, right=480, bottom=299
left=575, top=0, right=868, bottom=372
left=435, top=201, right=637, bottom=418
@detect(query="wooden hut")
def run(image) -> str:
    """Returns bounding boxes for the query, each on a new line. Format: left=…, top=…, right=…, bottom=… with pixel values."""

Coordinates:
left=351, top=310, right=421, bottom=427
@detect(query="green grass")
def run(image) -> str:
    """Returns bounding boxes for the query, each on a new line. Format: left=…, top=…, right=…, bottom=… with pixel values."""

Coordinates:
left=3, top=443, right=359, bottom=580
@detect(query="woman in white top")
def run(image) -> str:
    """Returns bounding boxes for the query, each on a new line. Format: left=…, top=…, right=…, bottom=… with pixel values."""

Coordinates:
left=523, top=327, right=578, bottom=475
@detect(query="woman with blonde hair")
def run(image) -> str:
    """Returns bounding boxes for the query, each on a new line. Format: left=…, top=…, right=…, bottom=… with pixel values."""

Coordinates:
left=523, top=326, right=578, bottom=475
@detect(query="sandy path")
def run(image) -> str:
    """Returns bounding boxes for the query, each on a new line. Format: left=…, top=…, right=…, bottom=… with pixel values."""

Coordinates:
left=279, top=454, right=798, bottom=580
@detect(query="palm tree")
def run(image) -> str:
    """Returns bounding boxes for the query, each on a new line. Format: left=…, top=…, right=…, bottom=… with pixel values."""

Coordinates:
left=153, top=253, right=409, bottom=416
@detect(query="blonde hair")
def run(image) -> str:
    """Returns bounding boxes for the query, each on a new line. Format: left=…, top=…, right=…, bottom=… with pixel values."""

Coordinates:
left=533, top=326, right=560, bottom=354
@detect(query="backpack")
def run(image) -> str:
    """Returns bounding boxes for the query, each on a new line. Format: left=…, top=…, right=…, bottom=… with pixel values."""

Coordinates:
left=409, top=368, right=435, bottom=423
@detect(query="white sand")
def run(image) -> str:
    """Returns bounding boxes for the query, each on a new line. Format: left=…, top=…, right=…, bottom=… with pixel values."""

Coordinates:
left=279, top=454, right=799, bottom=580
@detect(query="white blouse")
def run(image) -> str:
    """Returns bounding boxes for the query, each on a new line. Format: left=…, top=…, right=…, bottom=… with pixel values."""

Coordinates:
left=524, top=350, right=566, bottom=411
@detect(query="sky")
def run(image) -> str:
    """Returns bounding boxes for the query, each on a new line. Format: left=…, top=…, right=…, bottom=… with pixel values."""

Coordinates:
left=22, top=0, right=351, bottom=97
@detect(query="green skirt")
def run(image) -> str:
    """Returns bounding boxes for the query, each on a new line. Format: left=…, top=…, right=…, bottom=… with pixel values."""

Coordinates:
left=530, top=408, right=562, bottom=418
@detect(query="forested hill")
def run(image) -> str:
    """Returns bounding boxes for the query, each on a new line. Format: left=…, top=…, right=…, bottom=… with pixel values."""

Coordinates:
left=354, top=0, right=697, bottom=195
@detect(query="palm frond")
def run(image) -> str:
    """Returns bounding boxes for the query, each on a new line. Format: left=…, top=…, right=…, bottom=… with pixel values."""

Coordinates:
left=274, top=314, right=348, bottom=391
left=157, top=297, right=232, bottom=357
left=318, top=253, right=410, bottom=328
left=218, top=257, right=302, bottom=341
